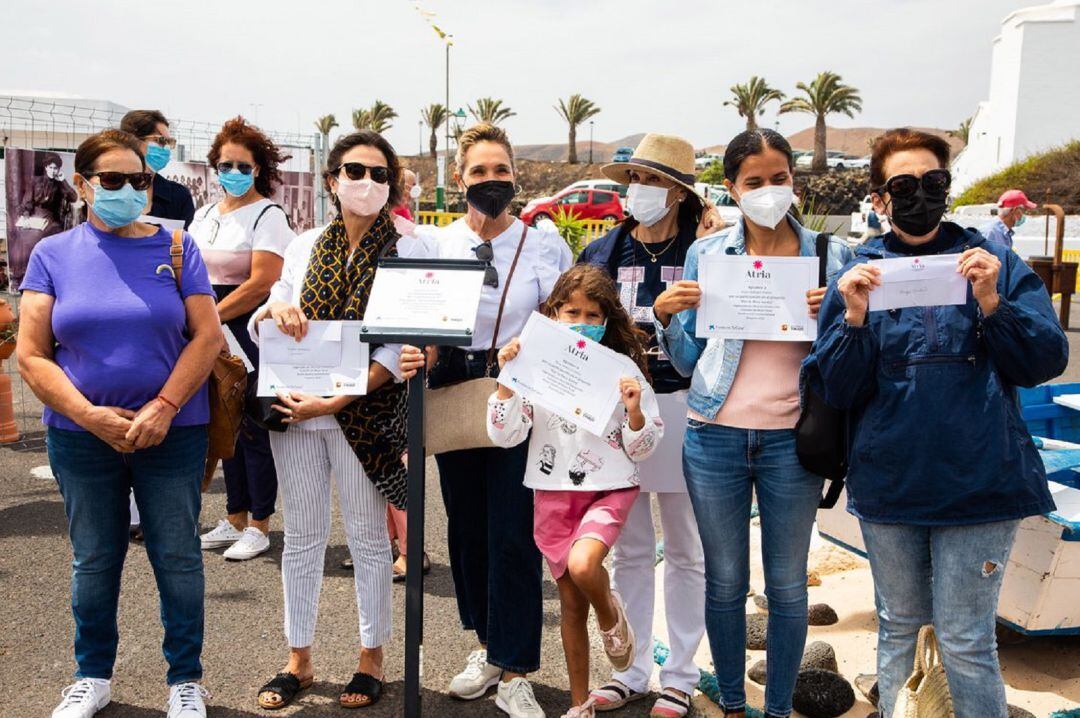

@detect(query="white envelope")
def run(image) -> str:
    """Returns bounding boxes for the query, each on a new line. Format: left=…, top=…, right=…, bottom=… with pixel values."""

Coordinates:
left=867, top=255, right=968, bottom=312
left=261, top=320, right=343, bottom=367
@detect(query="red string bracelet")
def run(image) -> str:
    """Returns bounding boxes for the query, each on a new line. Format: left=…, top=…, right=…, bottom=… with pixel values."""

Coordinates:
left=157, top=395, right=180, bottom=413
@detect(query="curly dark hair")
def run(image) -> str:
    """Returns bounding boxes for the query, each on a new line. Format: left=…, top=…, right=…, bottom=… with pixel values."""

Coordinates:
left=207, top=116, right=290, bottom=198
left=324, top=131, right=404, bottom=212
left=542, top=264, right=651, bottom=382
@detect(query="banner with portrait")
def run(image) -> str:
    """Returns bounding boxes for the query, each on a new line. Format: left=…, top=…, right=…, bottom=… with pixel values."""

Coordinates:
left=4, top=147, right=79, bottom=289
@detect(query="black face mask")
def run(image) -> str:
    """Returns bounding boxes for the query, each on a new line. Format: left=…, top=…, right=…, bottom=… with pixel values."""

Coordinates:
left=886, top=188, right=948, bottom=238
left=465, top=180, right=515, bottom=218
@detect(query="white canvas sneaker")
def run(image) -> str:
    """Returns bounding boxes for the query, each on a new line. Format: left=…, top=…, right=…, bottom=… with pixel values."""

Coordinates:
left=167, top=682, right=208, bottom=718
left=199, top=519, right=243, bottom=550
left=52, top=678, right=111, bottom=718
left=447, top=649, right=501, bottom=700
left=222, top=526, right=270, bottom=560
left=496, top=677, right=545, bottom=718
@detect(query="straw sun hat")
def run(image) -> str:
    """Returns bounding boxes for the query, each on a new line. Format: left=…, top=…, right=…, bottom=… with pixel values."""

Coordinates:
left=601, top=133, right=700, bottom=196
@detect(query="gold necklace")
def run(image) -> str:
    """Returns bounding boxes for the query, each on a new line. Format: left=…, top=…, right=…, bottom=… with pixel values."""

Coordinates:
left=634, top=233, right=677, bottom=263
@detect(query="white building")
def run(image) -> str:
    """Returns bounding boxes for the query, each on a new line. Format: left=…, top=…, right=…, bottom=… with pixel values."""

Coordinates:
left=951, top=0, right=1080, bottom=193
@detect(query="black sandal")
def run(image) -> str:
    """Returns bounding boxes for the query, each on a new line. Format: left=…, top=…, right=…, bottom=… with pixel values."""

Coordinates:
left=257, top=672, right=312, bottom=710
left=340, top=672, right=383, bottom=709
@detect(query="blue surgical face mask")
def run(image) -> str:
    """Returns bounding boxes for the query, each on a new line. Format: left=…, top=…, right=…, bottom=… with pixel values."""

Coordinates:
left=145, top=144, right=171, bottom=173
left=569, top=322, right=607, bottom=343
left=1015, top=214, right=1027, bottom=228
left=89, top=183, right=147, bottom=229
left=218, top=169, right=255, bottom=197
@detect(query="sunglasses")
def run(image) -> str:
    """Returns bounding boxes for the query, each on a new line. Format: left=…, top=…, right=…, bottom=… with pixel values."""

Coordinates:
left=334, top=162, right=390, bottom=184
left=86, top=171, right=154, bottom=191
left=217, top=161, right=255, bottom=175
left=875, top=169, right=951, bottom=199
left=472, top=242, right=499, bottom=288
left=143, top=134, right=177, bottom=149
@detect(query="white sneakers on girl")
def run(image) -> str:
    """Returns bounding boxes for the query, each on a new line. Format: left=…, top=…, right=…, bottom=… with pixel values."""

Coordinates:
left=52, top=679, right=111, bottom=718
left=167, top=682, right=209, bottom=718
left=496, top=677, right=545, bottom=718
left=223, top=526, right=270, bottom=560
left=199, top=519, right=243, bottom=550
left=599, top=591, right=635, bottom=672
left=448, top=649, right=501, bottom=699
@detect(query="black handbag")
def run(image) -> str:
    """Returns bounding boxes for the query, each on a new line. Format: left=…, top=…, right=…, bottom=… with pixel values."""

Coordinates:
left=795, top=233, right=848, bottom=509
left=245, top=392, right=289, bottom=433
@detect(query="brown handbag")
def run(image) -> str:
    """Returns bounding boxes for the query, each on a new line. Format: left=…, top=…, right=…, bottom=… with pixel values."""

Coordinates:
left=170, top=230, right=248, bottom=490
left=423, top=223, right=528, bottom=456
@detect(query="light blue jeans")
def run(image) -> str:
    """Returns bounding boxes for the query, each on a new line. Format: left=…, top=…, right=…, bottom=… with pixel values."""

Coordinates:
left=683, top=422, right=823, bottom=718
left=860, top=519, right=1020, bottom=718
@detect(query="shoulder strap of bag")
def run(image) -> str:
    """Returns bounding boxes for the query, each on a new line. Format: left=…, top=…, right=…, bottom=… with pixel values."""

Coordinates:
left=815, top=232, right=831, bottom=288
left=487, top=222, right=529, bottom=369
left=254, top=202, right=290, bottom=230
left=170, top=229, right=184, bottom=291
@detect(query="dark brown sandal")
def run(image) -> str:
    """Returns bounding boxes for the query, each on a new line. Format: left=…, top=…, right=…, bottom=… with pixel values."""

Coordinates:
left=257, top=671, right=312, bottom=710
left=340, top=671, right=382, bottom=709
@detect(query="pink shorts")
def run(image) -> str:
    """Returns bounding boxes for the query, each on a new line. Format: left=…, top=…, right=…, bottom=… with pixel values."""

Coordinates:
left=533, top=487, right=640, bottom=579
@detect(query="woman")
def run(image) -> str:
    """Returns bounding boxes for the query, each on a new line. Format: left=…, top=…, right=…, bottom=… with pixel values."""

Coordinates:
left=807, top=128, right=1067, bottom=718
left=652, top=129, right=852, bottom=718
left=578, top=134, right=713, bottom=718
left=18, top=129, right=221, bottom=718
left=247, top=130, right=415, bottom=710
left=400, top=122, right=571, bottom=718
left=190, top=117, right=295, bottom=561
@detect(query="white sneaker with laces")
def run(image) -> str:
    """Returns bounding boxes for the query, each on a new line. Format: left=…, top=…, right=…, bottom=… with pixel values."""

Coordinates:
left=447, top=649, right=501, bottom=700
left=200, top=519, right=243, bottom=550
left=223, top=526, right=270, bottom=560
left=52, top=678, right=111, bottom=718
left=496, top=677, right=545, bottom=718
left=167, top=682, right=208, bottom=718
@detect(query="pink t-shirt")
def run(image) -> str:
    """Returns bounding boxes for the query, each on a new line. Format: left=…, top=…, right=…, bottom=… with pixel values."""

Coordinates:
left=692, top=340, right=810, bottom=430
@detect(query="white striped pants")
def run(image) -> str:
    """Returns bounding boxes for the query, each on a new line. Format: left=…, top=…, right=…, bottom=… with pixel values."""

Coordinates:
left=269, top=428, right=393, bottom=649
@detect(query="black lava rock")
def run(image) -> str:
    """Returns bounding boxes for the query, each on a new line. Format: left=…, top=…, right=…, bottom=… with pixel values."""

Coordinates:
left=1007, top=706, right=1036, bottom=718
left=792, top=668, right=856, bottom=718
left=808, top=603, right=839, bottom=626
left=747, top=659, right=767, bottom=685
left=801, top=640, right=839, bottom=673
left=753, top=594, right=769, bottom=613
left=746, top=613, right=769, bottom=650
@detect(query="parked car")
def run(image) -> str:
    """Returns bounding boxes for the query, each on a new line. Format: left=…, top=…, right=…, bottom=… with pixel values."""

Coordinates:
left=562, top=179, right=629, bottom=208
left=796, top=150, right=861, bottom=171
left=520, top=188, right=625, bottom=226
left=611, top=146, right=634, bottom=163
left=694, top=153, right=723, bottom=169
left=694, top=183, right=743, bottom=226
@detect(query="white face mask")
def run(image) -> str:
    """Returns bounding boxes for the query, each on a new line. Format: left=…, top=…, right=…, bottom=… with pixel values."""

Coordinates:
left=335, top=177, right=389, bottom=216
left=737, top=185, right=794, bottom=229
left=626, top=183, right=673, bottom=227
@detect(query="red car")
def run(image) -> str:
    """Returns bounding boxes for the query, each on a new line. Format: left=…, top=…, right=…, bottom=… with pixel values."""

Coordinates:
left=520, top=188, right=625, bottom=225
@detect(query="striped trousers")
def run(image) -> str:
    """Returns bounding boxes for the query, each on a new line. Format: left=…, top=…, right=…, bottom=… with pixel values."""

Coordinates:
left=269, top=428, right=393, bottom=649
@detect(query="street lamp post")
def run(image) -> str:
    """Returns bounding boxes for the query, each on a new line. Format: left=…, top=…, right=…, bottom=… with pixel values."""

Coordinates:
left=589, top=120, right=594, bottom=165
left=418, top=119, right=423, bottom=157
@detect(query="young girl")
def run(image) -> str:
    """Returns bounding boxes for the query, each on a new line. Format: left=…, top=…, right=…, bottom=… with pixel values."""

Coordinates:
left=487, top=264, right=665, bottom=718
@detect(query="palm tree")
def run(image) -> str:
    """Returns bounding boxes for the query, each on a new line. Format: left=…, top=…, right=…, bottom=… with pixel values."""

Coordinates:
left=420, top=103, right=448, bottom=160
left=313, top=114, right=338, bottom=150
left=351, top=108, right=372, bottom=131
left=950, top=117, right=972, bottom=145
left=779, top=71, right=863, bottom=172
left=723, top=76, right=785, bottom=131
left=555, top=94, right=601, bottom=164
left=469, top=97, right=516, bottom=125
left=367, top=100, right=398, bottom=134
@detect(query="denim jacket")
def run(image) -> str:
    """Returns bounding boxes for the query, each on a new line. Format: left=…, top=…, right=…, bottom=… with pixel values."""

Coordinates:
left=653, top=216, right=853, bottom=419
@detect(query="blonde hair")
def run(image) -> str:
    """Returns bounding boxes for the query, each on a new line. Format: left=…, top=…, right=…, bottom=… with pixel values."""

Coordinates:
left=455, top=123, right=515, bottom=176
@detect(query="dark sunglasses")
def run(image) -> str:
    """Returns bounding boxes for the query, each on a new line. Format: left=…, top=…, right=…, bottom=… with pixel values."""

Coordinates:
left=333, top=162, right=390, bottom=184
left=86, top=171, right=153, bottom=191
left=217, top=161, right=255, bottom=175
left=143, top=134, right=177, bottom=149
left=875, top=169, right=951, bottom=199
left=472, top=242, right=499, bottom=288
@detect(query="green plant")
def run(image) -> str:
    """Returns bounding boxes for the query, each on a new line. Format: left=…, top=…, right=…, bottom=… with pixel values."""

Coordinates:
left=950, top=117, right=972, bottom=145
left=468, top=97, right=516, bottom=125
left=352, top=100, right=397, bottom=134
left=796, top=193, right=844, bottom=235
left=699, top=161, right=725, bottom=185
left=952, top=140, right=1080, bottom=212
left=780, top=72, right=863, bottom=172
left=550, top=206, right=589, bottom=258
left=554, top=94, right=601, bottom=164
left=724, top=76, right=785, bottom=131
left=313, top=114, right=338, bottom=152
left=0, top=319, right=17, bottom=345
left=421, top=104, right=448, bottom=159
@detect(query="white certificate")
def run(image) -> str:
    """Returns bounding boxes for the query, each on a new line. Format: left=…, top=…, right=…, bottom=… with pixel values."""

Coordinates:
left=867, top=255, right=968, bottom=312
left=362, top=265, right=485, bottom=333
left=257, top=320, right=369, bottom=397
left=498, top=313, right=637, bottom=437
left=696, top=255, right=818, bottom=341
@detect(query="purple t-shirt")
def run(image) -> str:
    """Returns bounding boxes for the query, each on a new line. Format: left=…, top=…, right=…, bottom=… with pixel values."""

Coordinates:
left=20, top=222, right=215, bottom=431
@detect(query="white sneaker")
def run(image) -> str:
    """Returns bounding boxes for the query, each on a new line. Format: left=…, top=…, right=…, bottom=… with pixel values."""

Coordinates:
left=167, top=682, right=208, bottom=718
left=223, top=526, right=270, bottom=560
left=52, top=679, right=111, bottom=718
left=496, top=677, right=545, bottom=718
left=447, top=649, right=501, bottom=700
left=200, top=519, right=243, bottom=550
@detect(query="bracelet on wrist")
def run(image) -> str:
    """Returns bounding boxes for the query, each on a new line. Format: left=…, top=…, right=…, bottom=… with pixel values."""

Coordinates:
left=156, top=394, right=180, bottom=414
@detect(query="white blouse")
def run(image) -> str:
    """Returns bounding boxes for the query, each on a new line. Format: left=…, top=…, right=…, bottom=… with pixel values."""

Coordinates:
left=190, top=198, right=295, bottom=285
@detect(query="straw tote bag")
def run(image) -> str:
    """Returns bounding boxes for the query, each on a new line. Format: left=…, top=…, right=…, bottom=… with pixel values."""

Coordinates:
left=424, top=224, right=527, bottom=456
left=893, top=625, right=955, bottom=718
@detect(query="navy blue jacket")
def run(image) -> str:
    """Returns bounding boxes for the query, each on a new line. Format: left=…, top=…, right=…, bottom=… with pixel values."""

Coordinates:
left=150, top=173, right=196, bottom=228
left=805, top=223, right=1067, bottom=525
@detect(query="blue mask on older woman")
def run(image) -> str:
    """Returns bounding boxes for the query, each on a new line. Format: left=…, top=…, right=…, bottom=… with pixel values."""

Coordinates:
left=91, top=183, right=147, bottom=228
left=218, top=169, right=255, bottom=197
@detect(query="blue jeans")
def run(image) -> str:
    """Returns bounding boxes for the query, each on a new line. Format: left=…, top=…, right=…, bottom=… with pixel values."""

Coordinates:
left=860, top=519, right=1020, bottom=718
left=683, top=422, right=823, bottom=718
left=48, top=425, right=207, bottom=685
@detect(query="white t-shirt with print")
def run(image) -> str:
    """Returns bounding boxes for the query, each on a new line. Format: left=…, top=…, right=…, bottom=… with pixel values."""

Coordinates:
left=190, top=197, right=295, bottom=285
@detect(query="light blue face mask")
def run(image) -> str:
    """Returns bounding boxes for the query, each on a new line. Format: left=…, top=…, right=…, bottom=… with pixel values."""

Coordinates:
left=218, top=169, right=255, bottom=197
left=1015, top=214, right=1027, bottom=228
left=145, top=143, right=171, bottom=173
left=569, top=322, right=607, bottom=343
left=90, top=183, right=147, bottom=228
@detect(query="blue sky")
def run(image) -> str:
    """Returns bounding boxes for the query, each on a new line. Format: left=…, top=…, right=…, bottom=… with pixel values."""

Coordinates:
left=4, top=0, right=1032, bottom=151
